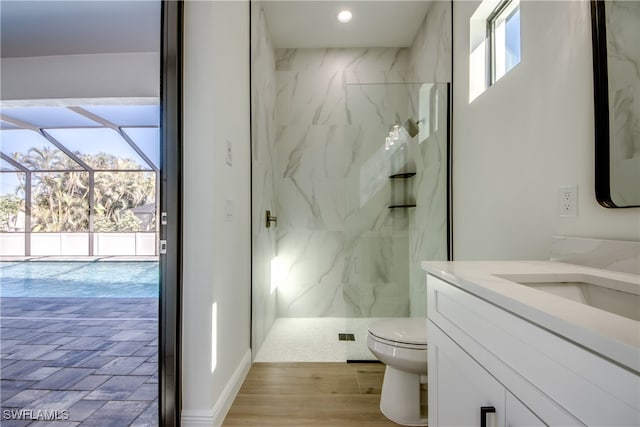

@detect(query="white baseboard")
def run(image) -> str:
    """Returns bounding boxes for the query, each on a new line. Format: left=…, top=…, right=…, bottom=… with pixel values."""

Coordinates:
left=181, top=349, right=252, bottom=427
left=181, top=409, right=216, bottom=426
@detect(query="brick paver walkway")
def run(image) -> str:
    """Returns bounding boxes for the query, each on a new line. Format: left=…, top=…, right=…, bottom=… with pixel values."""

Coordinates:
left=1, top=297, right=158, bottom=426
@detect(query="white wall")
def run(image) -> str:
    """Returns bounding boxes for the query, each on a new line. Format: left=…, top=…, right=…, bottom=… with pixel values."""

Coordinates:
left=182, top=1, right=252, bottom=425
left=452, top=0, right=640, bottom=261
left=0, top=53, right=159, bottom=100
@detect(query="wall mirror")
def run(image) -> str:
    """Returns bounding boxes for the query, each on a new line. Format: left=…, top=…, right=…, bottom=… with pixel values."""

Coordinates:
left=591, top=0, right=640, bottom=208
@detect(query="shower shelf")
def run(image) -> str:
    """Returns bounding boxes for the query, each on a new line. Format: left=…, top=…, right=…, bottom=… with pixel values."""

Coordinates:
left=389, top=172, right=416, bottom=209
left=389, top=204, right=417, bottom=209
left=389, top=172, right=416, bottom=179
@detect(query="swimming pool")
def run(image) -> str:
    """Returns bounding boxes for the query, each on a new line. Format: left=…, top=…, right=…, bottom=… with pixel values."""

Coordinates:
left=0, top=261, right=159, bottom=298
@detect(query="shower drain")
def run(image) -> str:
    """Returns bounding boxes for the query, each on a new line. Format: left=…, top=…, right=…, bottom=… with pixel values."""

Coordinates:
left=338, top=333, right=355, bottom=341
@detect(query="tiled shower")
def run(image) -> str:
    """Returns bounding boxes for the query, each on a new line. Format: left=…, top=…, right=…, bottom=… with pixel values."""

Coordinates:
left=251, top=1, right=452, bottom=361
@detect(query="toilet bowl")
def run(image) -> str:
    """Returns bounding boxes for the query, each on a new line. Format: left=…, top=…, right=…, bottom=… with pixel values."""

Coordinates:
left=367, top=318, right=428, bottom=426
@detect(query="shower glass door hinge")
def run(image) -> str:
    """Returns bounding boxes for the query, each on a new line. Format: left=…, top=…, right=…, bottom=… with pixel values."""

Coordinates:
left=161, top=212, right=168, bottom=225
left=159, top=240, right=167, bottom=254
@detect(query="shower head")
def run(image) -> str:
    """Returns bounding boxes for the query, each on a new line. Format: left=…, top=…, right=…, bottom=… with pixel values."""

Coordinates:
left=403, top=118, right=419, bottom=138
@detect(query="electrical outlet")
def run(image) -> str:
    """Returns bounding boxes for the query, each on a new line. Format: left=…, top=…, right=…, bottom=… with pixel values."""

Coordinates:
left=559, top=185, right=578, bottom=216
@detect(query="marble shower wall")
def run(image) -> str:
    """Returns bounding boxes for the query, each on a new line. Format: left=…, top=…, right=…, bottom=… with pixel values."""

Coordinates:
left=250, top=2, right=277, bottom=355
left=274, top=48, right=413, bottom=318
left=409, top=0, right=452, bottom=84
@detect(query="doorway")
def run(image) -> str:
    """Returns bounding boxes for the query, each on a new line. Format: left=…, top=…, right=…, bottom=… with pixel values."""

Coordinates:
left=0, top=2, right=182, bottom=425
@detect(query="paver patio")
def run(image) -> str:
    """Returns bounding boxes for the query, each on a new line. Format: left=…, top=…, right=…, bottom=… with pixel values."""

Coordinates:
left=1, top=297, right=158, bottom=426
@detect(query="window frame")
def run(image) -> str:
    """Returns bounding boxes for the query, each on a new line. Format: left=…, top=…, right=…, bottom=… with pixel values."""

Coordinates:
left=486, top=0, right=520, bottom=85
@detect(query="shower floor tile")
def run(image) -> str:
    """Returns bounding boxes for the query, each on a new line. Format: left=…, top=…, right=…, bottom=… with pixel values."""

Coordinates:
left=254, top=317, right=384, bottom=362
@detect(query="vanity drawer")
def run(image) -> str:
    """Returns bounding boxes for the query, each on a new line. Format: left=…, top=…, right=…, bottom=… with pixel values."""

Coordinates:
left=427, top=274, right=640, bottom=425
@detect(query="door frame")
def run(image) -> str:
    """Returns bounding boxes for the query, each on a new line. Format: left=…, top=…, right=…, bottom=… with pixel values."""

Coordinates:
left=159, top=1, right=183, bottom=425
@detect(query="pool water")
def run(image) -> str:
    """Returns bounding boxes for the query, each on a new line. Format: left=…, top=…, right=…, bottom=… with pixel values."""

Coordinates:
left=0, top=261, right=159, bottom=298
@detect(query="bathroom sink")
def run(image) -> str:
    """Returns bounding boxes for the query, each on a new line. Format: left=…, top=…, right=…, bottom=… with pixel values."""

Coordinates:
left=496, top=273, right=640, bottom=322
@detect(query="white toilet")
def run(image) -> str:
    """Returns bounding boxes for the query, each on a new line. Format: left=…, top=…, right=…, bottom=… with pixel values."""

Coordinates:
left=367, top=318, right=428, bottom=426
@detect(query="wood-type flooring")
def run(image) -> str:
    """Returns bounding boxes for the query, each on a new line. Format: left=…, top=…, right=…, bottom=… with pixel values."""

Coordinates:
left=223, top=362, right=400, bottom=426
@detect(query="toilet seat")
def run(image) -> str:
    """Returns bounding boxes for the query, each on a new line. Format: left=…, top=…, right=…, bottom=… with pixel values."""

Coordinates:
left=368, top=334, right=426, bottom=350
left=368, top=318, right=427, bottom=347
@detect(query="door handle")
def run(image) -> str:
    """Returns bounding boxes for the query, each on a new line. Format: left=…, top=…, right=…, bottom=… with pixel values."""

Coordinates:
left=265, top=210, right=278, bottom=228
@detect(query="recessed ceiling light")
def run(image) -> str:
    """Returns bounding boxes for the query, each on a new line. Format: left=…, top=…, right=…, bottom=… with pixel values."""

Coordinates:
left=337, top=10, right=352, bottom=24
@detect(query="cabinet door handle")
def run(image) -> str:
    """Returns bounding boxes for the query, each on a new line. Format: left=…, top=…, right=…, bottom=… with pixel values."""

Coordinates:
left=480, top=406, right=496, bottom=427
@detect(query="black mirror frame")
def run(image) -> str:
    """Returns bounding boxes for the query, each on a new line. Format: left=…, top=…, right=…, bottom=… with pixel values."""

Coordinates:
left=590, top=0, right=640, bottom=208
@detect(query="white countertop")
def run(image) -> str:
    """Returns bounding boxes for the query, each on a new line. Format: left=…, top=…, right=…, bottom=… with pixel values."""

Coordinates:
left=422, top=260, right=640, bottom=373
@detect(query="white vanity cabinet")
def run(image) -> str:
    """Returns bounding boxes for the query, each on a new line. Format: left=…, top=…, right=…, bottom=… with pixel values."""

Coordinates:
left=426, top=273, right=640, bottom=427
left=430, top=324, right=554, bottom=426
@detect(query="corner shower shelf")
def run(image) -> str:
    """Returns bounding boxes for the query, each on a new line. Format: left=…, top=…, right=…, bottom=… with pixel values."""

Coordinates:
left=389, top=172, right=416, bottom=179
left=389, top=172, right=416, bottom=209
left=389, top=204, right=417, bottom=209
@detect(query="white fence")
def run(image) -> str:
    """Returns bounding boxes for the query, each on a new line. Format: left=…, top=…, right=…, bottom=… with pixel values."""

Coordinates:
left=0, top=232, right=157, bottom=256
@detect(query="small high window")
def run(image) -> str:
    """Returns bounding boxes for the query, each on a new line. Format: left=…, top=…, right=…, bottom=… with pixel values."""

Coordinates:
left=488, top=0, right=521, bottom=84
left=469, top=0, right=521, bottom=102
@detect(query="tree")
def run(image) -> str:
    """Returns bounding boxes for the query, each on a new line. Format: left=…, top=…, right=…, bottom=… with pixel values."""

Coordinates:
left=7, top=148, right=155, bottom=233
left=0, top=194, right=23, bottom=232
left=29, top=171, right=89, bottom=232
left=94, top=169, right=156, bottom=232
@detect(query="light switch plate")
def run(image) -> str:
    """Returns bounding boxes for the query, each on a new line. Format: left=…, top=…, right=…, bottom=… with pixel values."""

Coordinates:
left=225, top=200, right=233, bottom=221
left=225, top=139, right=233, bottom=166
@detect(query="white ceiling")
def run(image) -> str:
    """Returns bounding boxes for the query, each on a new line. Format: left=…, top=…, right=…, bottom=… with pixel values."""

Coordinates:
left=0, top=1, right=160, bottom=58
left=0, top=1, right=433, bottom=58
left=263, top=1, right=433, bottom=48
